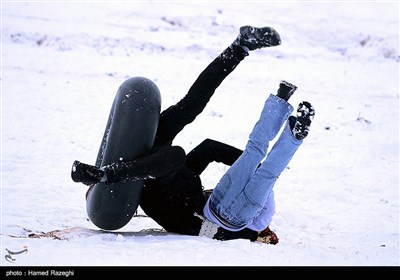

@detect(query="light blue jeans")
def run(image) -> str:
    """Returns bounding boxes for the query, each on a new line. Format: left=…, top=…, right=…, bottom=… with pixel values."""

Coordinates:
left=208, top=94, right=303, bottom=229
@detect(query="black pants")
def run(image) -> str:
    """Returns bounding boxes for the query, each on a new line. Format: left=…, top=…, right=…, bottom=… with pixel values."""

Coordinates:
left=154, top=45, right=248, bottom=147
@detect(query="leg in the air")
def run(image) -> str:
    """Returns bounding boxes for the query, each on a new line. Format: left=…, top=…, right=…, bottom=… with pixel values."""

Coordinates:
left=210, top=99, right=315, bottom=229
left=155, top=25, right=282, bottom=146
left=208, top=93, right=294, bottom=228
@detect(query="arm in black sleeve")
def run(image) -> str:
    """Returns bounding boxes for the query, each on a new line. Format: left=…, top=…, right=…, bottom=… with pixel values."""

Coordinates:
left=184, top=138, right=243, bottom=175
left=104, top=146, right=186, bottom=184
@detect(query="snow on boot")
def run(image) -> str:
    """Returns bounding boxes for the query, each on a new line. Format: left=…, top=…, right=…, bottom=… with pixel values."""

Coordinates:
left=257, top=227, right=279, bottom=244
left=277, top=80, right=297, bottom=101
left=233, top=25, right=281, bottom=51
left=71, top=160, right=104, bottom=186
left=291, top=101, right=315, bottom=140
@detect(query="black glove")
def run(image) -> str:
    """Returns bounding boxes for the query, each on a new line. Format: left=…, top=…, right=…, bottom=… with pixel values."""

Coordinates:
left=71, top=160, right=105, bottom=186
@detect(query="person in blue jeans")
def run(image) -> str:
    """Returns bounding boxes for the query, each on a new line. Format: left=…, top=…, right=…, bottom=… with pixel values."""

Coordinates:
left=199, top=93, right=315, bottom=239
left=71, top=25, right=315, bottom=243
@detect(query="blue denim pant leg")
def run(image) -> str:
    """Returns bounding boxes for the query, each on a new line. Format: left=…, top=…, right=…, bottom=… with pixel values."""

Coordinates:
left=247, top=120, right=303, bottom=230
left=209, top=94, right=293, bottom=228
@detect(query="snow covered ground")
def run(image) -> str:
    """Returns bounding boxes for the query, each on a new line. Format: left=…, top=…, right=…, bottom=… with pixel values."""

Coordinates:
left=1, top=0, right=399, bottom=267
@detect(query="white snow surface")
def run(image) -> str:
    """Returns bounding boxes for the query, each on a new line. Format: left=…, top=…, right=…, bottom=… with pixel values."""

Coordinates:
left=1, top=1, right=399, bottom=266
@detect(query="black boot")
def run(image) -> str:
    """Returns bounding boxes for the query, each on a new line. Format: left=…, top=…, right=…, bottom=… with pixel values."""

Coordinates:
left=233, top=25, right=281, bottom=51
left=290, top=101, right=315, bottom=140
left=277, top=80, right=297, bottom=101
left=71, top=160, right=104, bottom=186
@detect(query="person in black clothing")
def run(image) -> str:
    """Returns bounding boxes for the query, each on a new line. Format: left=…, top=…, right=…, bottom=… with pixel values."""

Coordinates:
left=72, top=25, right=295, bottom=243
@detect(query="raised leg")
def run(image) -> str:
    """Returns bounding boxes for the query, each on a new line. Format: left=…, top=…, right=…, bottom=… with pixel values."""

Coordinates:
left=207, top=94, right=293, bottom=228
left=154, top=25, right=282, bottom=146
